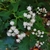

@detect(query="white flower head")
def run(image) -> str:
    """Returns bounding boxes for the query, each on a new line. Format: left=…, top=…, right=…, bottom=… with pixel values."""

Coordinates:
left=44, top=14, right=47, bottom=16
left=10, top=21, right=14, bottom=26
left=27, top=14, right=31, bottom=19
left=14, top=29, right=19, bottom=34
left=7, top=32, right=11, bottom=36
left=40, top=42, right=43, bottom=45
left=16, top=39, right=21, bottom=43
left=35, top=43, right=39, bottom=47
left=8, top=29, right=12, bottom=33
left=27, top=26, right=31, bottom=30
left=32, top=13, right=36, bottom=17
left=11, top=33, right=16, bottom=37
left=33, top=28, right=36, bottom=31
left=42, top=31, right=44, bottom=34
left=23, top=13, right=27, bottom=17
left=10, top=26, right=16, bottom=30
left=27, top=6, right=32, bottom=11
left=41, top=35, right=43, bottom=38
left=37, top=7, right=40, bottom=9
left=30, top=19, right=35, bottom=23
left=32, top=32, right=35, bottom=35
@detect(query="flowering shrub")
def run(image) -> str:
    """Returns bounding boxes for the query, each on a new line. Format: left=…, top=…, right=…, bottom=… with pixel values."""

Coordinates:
left=0, top=0, right=50, bottom=50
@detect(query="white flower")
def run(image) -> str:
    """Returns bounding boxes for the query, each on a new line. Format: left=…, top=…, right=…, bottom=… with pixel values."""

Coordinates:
left=16, top=39, right=21, bottom=43
left=37, top=41, right=39, bottom=43
left=27, top=14, right=31, bottom=19
left=43, top=42, right=45, bottom=44
left=41, top=35, right=43, bottom=38
left=44, top=14, right=46, bottom=16
left=30, top=19, right=35, bottom=23
left=37, top=35, right=40, bottom=37
left=33, top=28, right=36, bottom=31
left=35, top=43, right=39, bottom=47
left=35, top=33, right=38, bottom=35
left=37, top=7, right=40, bottom=9
left=32, top=32, right=35, bottom=35
left=29, top=11, right=33, bottom=15
left=40, top=42, right=43, bottom=45
left=23, top=13, right=27, bottom=17
left=10, top=26, right=16, bottom=30
left=11, top=33, right=16, bottom=37
left=27, top=6, right=32, bottom=11
left=21, top=33, right=26, bottom=38
left=10, top=21, right=14, bottom=26
left=27, top=26, right=31, bottom=30
left=8, top=29, right=12, bottom=33
left=38, top=30, right=41, bottom=33
left=17, top=34, right=23, bottom=40
left=46, top=20, right=50, bottom=26
left=23, top=22, right=27, bottom=28
left=42, top=31, right=44, bottom=34
left=32, top=13, right=36, bottom=17
left=14, top=29, right=19, bottom=34
left=38, top=32, right=41, bottom=35
left=7, top=32, right=11, bottom=36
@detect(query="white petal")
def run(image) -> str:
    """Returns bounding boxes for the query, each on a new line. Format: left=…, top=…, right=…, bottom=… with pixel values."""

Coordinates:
left=11, top=33, right=16, bottom=37
left=33, top=28, right=36, bottom=31
left=27, top=14, right=31, bottom=19
left=32, top=32, right=35, bottom=35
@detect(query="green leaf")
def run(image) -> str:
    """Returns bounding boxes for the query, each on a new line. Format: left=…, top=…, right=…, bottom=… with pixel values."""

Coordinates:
left=18, top=36, right=30, bottom=50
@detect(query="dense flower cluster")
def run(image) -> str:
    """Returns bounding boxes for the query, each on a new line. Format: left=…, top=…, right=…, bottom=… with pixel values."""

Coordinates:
left=36, top=7, right=47, bottom=17
left=35, top=41, right=44, bottom=48
left=7, top=21, right=26, bottom=43
left=32, top=29, right=44, bottom=38
left=23, top=6, right=36, bottom=30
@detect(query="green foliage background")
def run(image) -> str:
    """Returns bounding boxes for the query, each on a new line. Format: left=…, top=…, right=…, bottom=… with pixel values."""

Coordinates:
left=0, top=0, right=50, bottom=50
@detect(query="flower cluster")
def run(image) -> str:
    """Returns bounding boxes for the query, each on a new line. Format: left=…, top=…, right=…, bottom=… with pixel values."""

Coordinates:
left=35, top=41, right=44, bottom=48
left=32, top=29, right=44, bottom=38
left=36, top=7, right=47, bottom=17
left=7, top=21, right=26, bottom=43
left=23, top=6, right=36, bottom=30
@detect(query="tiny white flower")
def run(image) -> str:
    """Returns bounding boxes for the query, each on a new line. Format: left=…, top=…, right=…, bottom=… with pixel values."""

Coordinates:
left=46, top=20, right=50, bottom=26
left=10, top=26, right=16, bottom=30
left=32, top=13, right=36, bottom=17
left=8, top=29, right=12, bottom=33
left=43, top=42, right=45, bottom=44
left=27, top=26, right=31, bottom=30
left=41, top=35, right=43, bottom=38
left=40, top=42, right=43, bottom=45
left=37, top=41, right=39, bottom=43
left=27, top=14, right=31, bottom=19
left=32, top=32, right=35, bottom=35
left=44, top=14, right=46, bottom=16
left=30, top=19, right=35, bottom=23
left=42, top=31, right=44, bottom=34
left=35, top=43, right=39, bottom=47
left=37, top=35, right=40, bottom=37
left=18, top=34, right=23, bottom=40
left=45, top=10, right=47, bottom=13
left=27, top=6, right=32, bottom=11
left=33, top=28, right=36, bottom=31
left=38, top=30, right=41, bottom=33
left=7, top=32, right=11, bottom=36
left=10, top=21, right=14, bottom=26
left=38, top=32, right=41, bottom=35
left=23, top=13, right=27, bottom=17
left=39, top=8, right=42, bottom=12
left=23, top=22, right=27, bottom=28
left=14, top=29, right=19, bottom=34
left=35, top=33, right=38, bottom=35
left=37, top=7, right=40, bottom=9
left=11, top=33, right=16, bottom=37
left=29, top=11, right=33, bottom=15
left=16, top=39, right=21, bottom=43
left=21, top=33, right=26, bottom=38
